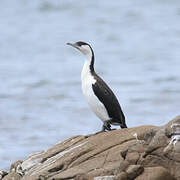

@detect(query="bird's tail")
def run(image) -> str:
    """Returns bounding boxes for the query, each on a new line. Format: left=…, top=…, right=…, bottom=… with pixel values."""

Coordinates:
left=121, top=123, right=127, bottom=128
left=120, top=113, right=127, bottom=128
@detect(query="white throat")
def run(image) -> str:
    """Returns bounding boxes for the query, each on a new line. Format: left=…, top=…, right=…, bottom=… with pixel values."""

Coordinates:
left=81, top=58, right=92, bottom=82
left=79, top=44, right=93, bottom=59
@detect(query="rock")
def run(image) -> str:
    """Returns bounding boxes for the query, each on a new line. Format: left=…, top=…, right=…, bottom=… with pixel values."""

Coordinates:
left=0, top=171, right=8, bottom=179
left=135, top=166, right=176, bottom=180
left=2, top=172, right=21, bottom=180
left=125, top=152, right=140, bottom=164
left=10, top=160, right=23, bottom=176
left=126, top=165, right=144, bottom=179
left=114, top=172, right=128, bottom=180
left=94, top=176, right=115, bottom=180
left=74, top=174, right=92, bottom=180
left=2, top=116, right=180, bottom=180
left=20, top=126, right=153, bottom=180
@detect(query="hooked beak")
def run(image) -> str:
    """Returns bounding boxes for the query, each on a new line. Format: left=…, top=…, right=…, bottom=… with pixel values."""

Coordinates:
left=66, top=42, right=79, bottom=50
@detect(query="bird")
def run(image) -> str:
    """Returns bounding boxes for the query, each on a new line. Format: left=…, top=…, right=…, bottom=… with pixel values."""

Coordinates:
left=67, top=41, right=127, bottom=132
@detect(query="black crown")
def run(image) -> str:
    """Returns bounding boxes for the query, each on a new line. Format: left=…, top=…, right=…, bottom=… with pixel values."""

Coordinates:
left=76, top=41, right=90, bottom=47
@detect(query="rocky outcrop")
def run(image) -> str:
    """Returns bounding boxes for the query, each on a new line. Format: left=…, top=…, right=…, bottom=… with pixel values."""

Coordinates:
left=1, top=116, right=180, bottom=180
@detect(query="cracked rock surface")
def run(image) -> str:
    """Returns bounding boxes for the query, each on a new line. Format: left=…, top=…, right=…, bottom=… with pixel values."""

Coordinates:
left=1, top=116, right=180, bottom=180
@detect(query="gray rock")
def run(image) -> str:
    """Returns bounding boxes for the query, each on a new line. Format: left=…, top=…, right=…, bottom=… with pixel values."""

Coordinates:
left=2, top=172, right=21, bottom=180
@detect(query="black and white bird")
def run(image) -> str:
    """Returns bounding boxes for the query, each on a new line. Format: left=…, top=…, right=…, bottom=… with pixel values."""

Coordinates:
left=67, top=41, right=127, bottom=132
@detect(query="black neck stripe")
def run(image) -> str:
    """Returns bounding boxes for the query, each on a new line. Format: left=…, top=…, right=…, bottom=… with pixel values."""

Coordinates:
left=89, top=46, right=95, bottom=73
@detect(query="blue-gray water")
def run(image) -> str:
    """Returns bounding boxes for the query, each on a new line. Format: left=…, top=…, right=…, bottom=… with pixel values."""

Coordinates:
left=0, top=0, right=180, bottom=170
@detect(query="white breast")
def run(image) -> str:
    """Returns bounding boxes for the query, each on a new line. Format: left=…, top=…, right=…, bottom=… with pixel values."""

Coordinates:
left=81, top=60, right=110, bottom=122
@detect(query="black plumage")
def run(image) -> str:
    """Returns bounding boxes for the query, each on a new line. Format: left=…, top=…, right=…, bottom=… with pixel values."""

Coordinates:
left=92, top=72, right=127, bottom=129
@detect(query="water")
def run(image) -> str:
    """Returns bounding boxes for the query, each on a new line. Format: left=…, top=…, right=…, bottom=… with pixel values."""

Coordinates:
left=0, top=0, right=180, bottom=169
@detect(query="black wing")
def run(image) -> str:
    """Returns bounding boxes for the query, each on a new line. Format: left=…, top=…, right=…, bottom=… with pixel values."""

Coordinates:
left=92, top=73, right=126, bottom=127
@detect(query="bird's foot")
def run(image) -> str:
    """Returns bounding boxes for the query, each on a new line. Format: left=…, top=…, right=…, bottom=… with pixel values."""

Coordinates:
left=85, top=122, right=116, bottom=138
left=103, top=121, right=111, bottom=131
left=95, top=127, right=116, bottom=135
left=111, top=128, right=117, bottom=131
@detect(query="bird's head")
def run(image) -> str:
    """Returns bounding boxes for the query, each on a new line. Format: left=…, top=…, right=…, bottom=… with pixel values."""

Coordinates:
left=67, top=41, right=93, bottom=58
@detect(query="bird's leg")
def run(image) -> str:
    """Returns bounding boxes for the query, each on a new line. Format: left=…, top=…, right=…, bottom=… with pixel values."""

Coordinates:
left=85, top=121, right=110, bottom=138
left=86, top=121, right=114, bottom=137
left=103, top=121, right=112, bottom=131
left=106, top=120, right=117, bottom=131
left=108, top=119, right=127, bottom=129
left=93, top=121, right=111, bottom=135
